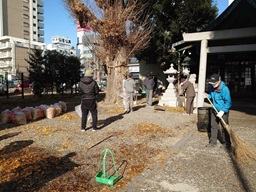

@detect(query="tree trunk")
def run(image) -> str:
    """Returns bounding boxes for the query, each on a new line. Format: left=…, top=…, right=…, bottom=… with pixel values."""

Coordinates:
left=104, top=49, right=127, bottom=104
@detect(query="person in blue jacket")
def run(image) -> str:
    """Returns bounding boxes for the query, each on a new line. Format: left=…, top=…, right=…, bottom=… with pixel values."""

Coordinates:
left=205, top=74, right=232, bottom=148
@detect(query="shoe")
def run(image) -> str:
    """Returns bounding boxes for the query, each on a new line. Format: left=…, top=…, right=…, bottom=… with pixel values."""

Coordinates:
left=92, top=128, right=98, bottom=131
left=205, top=143, right=217, bottom=147
left=81, top=128, right=85, bottom=132
left=183, top=113, right=189, bottom=115
left=123, top=110, right=129, bottom=114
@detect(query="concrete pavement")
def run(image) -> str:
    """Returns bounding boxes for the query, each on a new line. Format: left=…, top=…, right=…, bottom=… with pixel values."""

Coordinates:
left=121, top=100, right=256, bottom=192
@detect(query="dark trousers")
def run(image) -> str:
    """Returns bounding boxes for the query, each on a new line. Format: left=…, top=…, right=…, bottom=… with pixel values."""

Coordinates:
left=209, top=110, right=231, bottom=145
left=81, top=99, right=98, bottom=129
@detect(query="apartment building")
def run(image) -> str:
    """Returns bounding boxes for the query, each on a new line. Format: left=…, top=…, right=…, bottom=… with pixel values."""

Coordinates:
left=77, top=22, right=107, bottom=82
left=46, top=36, right=76, bottom=56
left=0, top=0, right=45, bottom=80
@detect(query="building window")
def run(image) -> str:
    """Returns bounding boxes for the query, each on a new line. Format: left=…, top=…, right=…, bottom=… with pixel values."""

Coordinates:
left=23, top=14, right=29, bottom=19
left=23, top=6, right=29, bottom=11
left=24, top=30, right=29, bottom=36
left=23, top=22, right=29, bottom=27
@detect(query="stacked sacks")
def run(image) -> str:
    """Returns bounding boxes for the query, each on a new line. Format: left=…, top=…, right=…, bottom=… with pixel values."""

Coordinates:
left=0, top=109, right=12, bottom=124
left=10, top=106, right=27, bottom=124
left=53, top=103, right=62, bottom=116
left=21, top=108, right=32, bottom=121
left=58, top=101, right=67, bottom=113
left=45, top=105, right=55, bottom=119
left=0, top=101, right=68, bottom=124
left=32, top=105, right=45, bottom=120
left=11, top=111, right=27, bottom=124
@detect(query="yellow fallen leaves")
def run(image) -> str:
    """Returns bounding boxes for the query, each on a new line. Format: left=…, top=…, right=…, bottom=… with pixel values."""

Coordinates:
left=130, top=123, right=169, bottom=136
left=58, top=113, right=79, bottom=120
left=165, top=106, right=185, bottom=112
left=106, top=108, right=124, bottom=114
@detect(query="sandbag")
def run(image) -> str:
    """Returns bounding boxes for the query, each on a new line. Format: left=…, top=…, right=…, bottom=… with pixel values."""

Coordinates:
left=58, top=101, right=67, bottom=113
left=21, top=108, right=32, bottom=121
left=11, top=111, right=27, bottom=124
left=1, top=109, right=12, bottom=124
left=45, top=105, right=56, bottom=119
left=11, top=106, right=21, bottom=112
left=54, top=103, right=62, bottom=116
left=32, top=106, right=44, bottom=120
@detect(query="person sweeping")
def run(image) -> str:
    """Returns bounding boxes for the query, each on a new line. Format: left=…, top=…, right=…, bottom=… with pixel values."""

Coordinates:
left=204, top=74, right=232, bottom=148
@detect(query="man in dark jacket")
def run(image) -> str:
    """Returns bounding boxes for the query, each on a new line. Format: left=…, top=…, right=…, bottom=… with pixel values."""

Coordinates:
left=78, top=69, right=100, bottom=131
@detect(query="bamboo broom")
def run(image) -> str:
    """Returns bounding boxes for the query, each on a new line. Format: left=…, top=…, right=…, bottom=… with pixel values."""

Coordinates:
left=207, top=97, right=256, bottom=164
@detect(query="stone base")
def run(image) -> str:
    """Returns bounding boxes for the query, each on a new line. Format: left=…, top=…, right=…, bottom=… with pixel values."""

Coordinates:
left=158, top=87, right=179, bottom=107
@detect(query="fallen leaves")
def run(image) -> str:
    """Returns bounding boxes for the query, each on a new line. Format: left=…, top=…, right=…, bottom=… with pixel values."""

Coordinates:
left=0, top=95, right=195, bottom=191
left=106, top=107, right=124, bottom=114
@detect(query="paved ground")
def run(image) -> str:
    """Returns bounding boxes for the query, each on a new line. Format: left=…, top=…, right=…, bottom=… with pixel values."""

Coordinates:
left=122, top=99, right=256, bottom=192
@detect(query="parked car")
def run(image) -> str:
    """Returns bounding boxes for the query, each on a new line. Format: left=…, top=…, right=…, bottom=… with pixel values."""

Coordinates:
left=14, top=80, right=32, bottom=93
left=0, top=82, right=6, bottom=95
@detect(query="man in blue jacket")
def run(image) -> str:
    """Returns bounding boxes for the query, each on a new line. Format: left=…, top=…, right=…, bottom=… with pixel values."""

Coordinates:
left=205, top=74, right=232, bottom=148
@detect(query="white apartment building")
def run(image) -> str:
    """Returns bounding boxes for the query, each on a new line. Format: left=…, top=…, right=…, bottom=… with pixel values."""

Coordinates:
left=46, top=36, right=76, bottom=56
left=77, top=22, right=95, bottom=69
left=77, top=22, right=106, bottom=81
left=0, top=0, right=45, bottom=80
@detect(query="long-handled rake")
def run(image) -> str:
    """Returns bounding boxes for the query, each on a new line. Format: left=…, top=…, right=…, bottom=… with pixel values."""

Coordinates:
left=207, top=97, right=256, bottom=164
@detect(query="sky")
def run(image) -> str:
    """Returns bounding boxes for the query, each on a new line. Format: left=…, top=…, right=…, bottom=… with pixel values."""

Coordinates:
left=44, top=0, right=229, bottom=47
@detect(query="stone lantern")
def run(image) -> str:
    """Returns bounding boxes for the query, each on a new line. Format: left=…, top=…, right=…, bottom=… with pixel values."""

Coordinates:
left=158, top=64, right=179, bottom=107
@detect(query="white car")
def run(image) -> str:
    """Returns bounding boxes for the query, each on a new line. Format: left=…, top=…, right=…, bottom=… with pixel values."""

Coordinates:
left=0, top=82, right=6, bottom=95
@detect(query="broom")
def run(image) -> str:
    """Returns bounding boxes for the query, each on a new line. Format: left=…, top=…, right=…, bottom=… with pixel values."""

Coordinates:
left=207, top=97, right=256, bottom=164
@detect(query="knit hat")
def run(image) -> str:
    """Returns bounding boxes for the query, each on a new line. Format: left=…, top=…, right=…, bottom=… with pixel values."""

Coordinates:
left=84, top=69, right=93, bottom=77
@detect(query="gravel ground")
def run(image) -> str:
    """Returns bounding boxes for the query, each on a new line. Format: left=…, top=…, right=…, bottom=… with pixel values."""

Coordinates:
left=0, top=93, right=255, bottom=191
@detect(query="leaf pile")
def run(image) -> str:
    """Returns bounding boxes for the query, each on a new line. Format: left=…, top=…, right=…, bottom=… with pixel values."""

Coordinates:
left=165, top=106, right=185, bottom=113
left=106, top=107, right=124, bottom=114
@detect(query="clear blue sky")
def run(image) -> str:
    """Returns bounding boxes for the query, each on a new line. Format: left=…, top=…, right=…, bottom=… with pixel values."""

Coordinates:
left=44, top=0, right=229, bottom=47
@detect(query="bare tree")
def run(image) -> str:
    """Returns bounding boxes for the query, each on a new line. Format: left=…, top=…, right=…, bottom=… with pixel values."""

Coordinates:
left=63, top=0, right=153, bottom=104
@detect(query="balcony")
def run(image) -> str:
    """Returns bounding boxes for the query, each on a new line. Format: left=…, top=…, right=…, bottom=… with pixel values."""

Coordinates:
left=38, top=37, right=44, bottom=43
left=0, top=42, right=11, bottom=50
left=38, top=0, right=44, bottom=7
left=0, top=52, right=12, bottom=59
left=37, top=7, right=44, bottom=14
left=0, top=61, right=12, bottom=68
left=38, top=29, right=44, bottom=36
left=38, top=22, right=44, bottom=29
left=38, top=15, right=44, bottom=22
